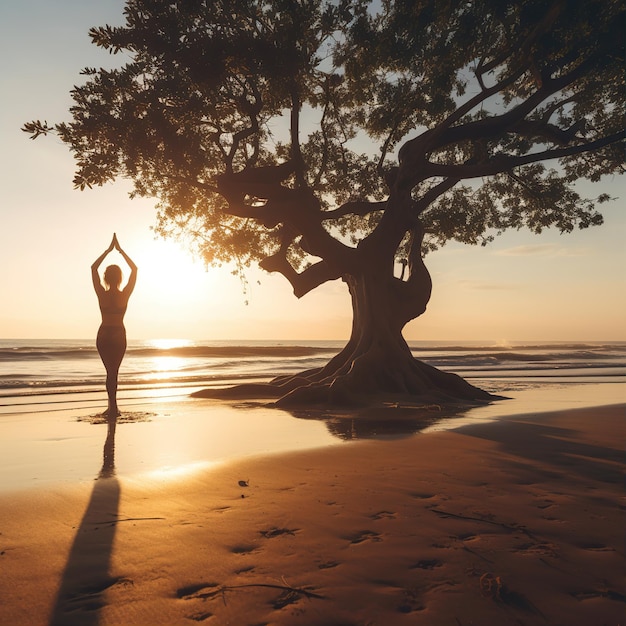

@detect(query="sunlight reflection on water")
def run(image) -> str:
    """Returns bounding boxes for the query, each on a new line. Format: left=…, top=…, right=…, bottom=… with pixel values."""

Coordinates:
left=146, top=461, right=216, bottom=481
left=421, top=382, right=625, bottom=433
left=0, top=381, right=623, bottom=493
left=0, top=397, right=342, bottom=492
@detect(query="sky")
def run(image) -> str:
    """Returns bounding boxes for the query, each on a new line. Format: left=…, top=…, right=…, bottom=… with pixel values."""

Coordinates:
left=1, top=0, right=624, bottom=342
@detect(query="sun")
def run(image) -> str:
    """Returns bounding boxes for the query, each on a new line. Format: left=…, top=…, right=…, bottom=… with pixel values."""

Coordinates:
left=137, top=238, right=201, bottom=283
left=117, top=235, right=232, bottom=338
left=135, top=238, right=209, bottom=295
left=113, top=233, right=251, bottom=339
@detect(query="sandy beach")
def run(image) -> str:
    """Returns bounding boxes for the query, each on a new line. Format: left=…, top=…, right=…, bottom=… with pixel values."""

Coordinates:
left=0, top=390, right=624, bottom=625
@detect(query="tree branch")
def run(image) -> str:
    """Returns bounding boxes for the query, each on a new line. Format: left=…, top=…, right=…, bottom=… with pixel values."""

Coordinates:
left=321, top=200, right=387, bottom=221
left=393, top=220, right=432, bottom=323
left=377, top=119, right=401, bottom=175
left=226, top=120, right=260, bottom=167
left=415, top=177, right=460, bottom=215
left=510, top=118, right=582, bottom=145
left=215, top=165, right=298, bottom=226
left=413, top=0, right=565, bottom=154
left=423, top=68, right=524, bottom=151
left=540, top=94, right=577, bottom=124
left=290, top=83, right=307, bottom=188
left=422, top=131, right=625, bottom=179
left=313, top=78, right=333, bottom=187
left=169, top=175, right=220, bottom=195
left=477, top=0, right=564, bottom=77
left=217, top=162, right=296, bottom=201
left=219, top=199, right=283, bottom=227
left=224, top=77, right=262, bottom=169
left=431, top=48, right=608, bottom=152
left=259, top=254, right=340, bottom=298
left=399, top=38, right=609, bottom=182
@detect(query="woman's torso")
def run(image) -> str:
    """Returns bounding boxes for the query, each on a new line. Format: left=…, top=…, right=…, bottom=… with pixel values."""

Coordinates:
left=98, top=290, right=128, bottom=327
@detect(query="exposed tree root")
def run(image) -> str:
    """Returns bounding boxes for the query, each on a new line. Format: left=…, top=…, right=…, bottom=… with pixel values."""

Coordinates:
left=191, top=355, right=501, bottom=410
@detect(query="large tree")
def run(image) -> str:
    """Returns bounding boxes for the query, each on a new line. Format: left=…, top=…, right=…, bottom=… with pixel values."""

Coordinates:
left=25, top=0, right=624, bottom=406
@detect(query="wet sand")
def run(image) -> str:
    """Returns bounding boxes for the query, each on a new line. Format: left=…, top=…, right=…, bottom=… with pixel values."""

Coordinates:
left=0, top=398, right=623, bottom=625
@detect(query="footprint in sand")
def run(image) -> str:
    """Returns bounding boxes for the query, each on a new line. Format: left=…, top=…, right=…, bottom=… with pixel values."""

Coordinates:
left=410, top=558, right=443, bottom=570
left=187, top=611, right=213, bottom=622
left=231, top=543, right=259, bottom=554
left=347, top=530, right=382, bottom=544
left=577, top=542, right=615, bottom=552
left=177, top=584, right=225, bottom=621
left=533, top=495, right=557, bottom=510
left=259, top=527, right=298, bottom=539
left=397, top=587, right=425, bottom=614
left=272, top=589, right=303, bottom=610
left=63, top=576, right=133, bottom=613
left=570, top=589, right=626, bottom=602
left=176, top=582, right=221, bottom=601
left=514, top=542, right=559, bottom=558
left=210, top=505, right=232, bottom=513
left=411, top=492, right=436, bottom=500
left=370, top=510, right=396, bottom=520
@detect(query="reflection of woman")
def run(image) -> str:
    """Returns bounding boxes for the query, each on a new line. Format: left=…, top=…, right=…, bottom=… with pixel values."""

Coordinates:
left=99, top=417, right=117, bottom=479
left=91, top=234, right=137, bottom=417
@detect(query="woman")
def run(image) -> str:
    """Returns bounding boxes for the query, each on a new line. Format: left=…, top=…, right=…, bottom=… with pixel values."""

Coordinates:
left=91, top=234, right=137, bottom=417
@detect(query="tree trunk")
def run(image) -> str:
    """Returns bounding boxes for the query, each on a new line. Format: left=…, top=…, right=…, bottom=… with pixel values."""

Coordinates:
left=192, top=216, right=497, bottom=408
left=272, top=267, right=494, bottom=407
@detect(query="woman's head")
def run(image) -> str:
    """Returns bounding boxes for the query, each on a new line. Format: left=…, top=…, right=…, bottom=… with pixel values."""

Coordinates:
left=104, top=264, right=123, bottom=289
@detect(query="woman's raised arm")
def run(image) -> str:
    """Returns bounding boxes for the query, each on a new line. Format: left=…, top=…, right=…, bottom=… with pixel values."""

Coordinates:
left=113, top=234, right=138, bottom=296
left=91, top=235, right=116, bottom=294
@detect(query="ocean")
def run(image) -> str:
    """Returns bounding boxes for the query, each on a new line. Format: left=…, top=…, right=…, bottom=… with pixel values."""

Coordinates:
left=0, top=338, right=624, bottom=491
left=1, top=338, right=624, bottom=417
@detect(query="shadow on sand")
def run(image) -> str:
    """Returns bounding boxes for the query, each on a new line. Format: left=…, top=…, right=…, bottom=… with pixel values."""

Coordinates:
left=49, top=418, right=121, bottom=626
left=457, top=415, right=624, bottom=485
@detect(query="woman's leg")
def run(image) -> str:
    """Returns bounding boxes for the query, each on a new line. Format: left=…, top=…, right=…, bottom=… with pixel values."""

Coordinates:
left=105, top=362, right=122, bottom=416
left=97, top=326, right=127, bottom=416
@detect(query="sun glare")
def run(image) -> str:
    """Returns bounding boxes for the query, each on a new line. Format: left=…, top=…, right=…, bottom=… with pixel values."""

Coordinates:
left=115, top=237, right=224, bottom=338
left=148, top=461, right=216, bottom=481
left=149, top=338, right=193, bottom=350
left=138, top=239, right=209, bottom=296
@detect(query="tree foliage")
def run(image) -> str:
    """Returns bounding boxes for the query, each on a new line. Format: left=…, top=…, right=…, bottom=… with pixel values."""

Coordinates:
left=24, top=0, right=624, bottom=276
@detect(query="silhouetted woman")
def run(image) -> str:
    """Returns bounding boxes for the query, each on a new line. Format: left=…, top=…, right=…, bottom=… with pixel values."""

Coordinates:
left=91, top=234, right=137, bottom=417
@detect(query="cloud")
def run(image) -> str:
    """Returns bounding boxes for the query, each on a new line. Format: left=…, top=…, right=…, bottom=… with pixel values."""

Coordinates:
left=495, top=244, right=590, bottom=257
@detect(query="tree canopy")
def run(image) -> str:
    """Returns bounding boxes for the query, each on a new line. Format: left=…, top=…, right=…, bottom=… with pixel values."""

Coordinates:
left=24, top=0, right=625, bottom=406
